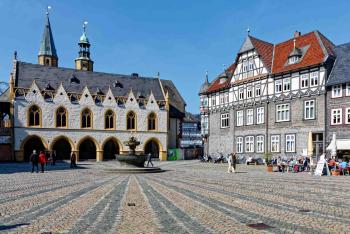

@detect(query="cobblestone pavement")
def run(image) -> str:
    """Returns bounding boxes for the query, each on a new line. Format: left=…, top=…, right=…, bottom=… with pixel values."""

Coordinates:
left=1, top=161, right=350, bottom=233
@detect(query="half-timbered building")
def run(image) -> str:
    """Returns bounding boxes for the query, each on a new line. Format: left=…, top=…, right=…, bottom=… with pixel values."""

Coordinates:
left=200, top=31, right=337, bottom=160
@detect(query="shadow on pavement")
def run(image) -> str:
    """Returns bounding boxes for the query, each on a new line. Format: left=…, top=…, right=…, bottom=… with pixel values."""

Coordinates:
left=0, top=223, right=30, bottom=231
left=0, top=161, right=88, bottom=174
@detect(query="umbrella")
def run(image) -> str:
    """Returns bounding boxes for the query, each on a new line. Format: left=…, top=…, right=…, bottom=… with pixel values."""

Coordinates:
left=307, top=131, right=314, bottom=166
left=331, top=133, right=337, bottom=158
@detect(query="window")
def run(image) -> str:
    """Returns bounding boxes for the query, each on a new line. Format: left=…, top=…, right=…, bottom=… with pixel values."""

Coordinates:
left=148, top=112, right=157, bottom=130
left=56, top=107, right=67, bottom=127
left=28, top=105, right=41, bottom=127
left=256, top=136, right=264, bottom=153
left=246, top=109, right=253, bottom=125
left=247, top=87, right=252, bottom=98
left=201, top=115, right=209, bottom=135
left=236, top=137, right=243, bottom=153
left=301, top=74, right=309, bottom=88
left=310, top=72, right=318, bottom=87
left=331, top=109, right=342, bottom=125
left=245, top=136, right=254, bottom=152
left=239, top=89, right=244, bottom=100
left=256, top=107, right=264, bottom=124
left=220, top=94, right=225, bottom=105
left=332, top=84, right=342, bottom=98
left=248, top=59, right=254, bottom=71
left=203, top=98, right=208, bottom=107
left=276, top=104, right=290, bottom=122
left=255, top=85, right=261, bottom=97
left=221, top=113, right=229, bottom=128
left=283, top=78, right=290, bottom=91
left=347, top=83, right=350, bottom=96
left=271, top=135, right=280, bottom=152
left=289, top=56, right=299, bottom=64
left=285, top=134, right=296, bottom=152
left=81, top=108, right=92, bottom=128
left=346, top=108, right=350, bottom=124
left=211, top=97, right=216, bottom=106
left=304, top=100, right=315, bottom=120
left=243, top=61, right=248, bottom=72
left=275, top=80, right=282, bottom=93
left=236, top=110, right=243, bottom=126
left=127, top=111, right=136, bottom=130
left=225, top=92, right=229, bottom=103
left=105, top=110, right=115, bottom=129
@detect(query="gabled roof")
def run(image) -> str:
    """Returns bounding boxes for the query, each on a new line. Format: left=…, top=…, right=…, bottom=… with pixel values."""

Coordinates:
left=272, top=31, right=333, bottom=74
left=15, top=62, right=165, bottom=100
left=327, top=43, right=350, bottom=86
left=38, top=15, right=57, bottom=57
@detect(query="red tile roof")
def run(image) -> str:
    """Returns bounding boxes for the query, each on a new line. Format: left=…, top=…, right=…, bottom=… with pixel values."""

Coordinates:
left=249, top=36, right=274, bottom=71
left=205, top=31, right=335, bottom=93
left=272, top=31, right=332, bottom=74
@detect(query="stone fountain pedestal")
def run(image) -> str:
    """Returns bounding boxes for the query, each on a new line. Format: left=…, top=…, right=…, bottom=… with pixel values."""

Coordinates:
left=104, top=136, right=164, bottom=174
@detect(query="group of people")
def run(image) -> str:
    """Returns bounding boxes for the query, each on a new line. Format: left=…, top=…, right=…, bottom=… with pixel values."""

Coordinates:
left=29, top=150, right=77, bottom=173
left=273, top=156, right=310, bottom=173
left=328, top=157, right=350, bottom=175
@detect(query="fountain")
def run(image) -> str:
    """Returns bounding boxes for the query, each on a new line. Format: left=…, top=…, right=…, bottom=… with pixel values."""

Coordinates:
left=104, top=136, right=163, bottom=173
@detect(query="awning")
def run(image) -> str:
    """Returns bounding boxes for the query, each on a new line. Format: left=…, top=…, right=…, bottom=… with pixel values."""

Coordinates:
left=327, top=139, right=350, bottom=151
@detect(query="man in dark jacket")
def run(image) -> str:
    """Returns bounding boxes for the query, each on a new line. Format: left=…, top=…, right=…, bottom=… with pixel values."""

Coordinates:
left=30, top=150, right=39, bottom=173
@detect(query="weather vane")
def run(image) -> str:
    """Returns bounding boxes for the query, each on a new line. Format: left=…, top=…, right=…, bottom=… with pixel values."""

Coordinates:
left=46, top=6, right=52, bottom=15
left=83, top=21, right=88, bottom=32
left=247, top=27, right=250, bottom=35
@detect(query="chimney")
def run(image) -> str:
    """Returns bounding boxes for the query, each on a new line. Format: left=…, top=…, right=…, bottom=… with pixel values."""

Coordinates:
left=294, top=31, right=301, bottom=38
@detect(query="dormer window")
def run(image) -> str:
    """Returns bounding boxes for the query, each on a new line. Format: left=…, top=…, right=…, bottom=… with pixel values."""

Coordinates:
left=289, top=56, right=299, bottom=64
left=288, top=39, right=303, bottom=65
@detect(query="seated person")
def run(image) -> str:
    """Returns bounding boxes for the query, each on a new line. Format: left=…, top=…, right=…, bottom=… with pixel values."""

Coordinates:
left=328, top=158, right=336, bottom=170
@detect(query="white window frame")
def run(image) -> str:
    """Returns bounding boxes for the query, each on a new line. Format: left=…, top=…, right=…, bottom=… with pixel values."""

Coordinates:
left=275, top=80, right=282, bottom=93
left=332, top=84, right=342, bottom=98
left=211, top=96, right=216, bottom=106
left=304, top=100, right=315, bottom=120
left=285, top=134, right=296, bottom=152
left=271, top=135, right=280, bottom=152
left=331, top=108, right=342, bottom=125
left=346, top=83, right=350, bottom=96
left=225, top=92, right=229, bottom=103
left=346, top=108, right=350, bottom=124
left=256, top=107, right=265, bottom=124
left=220, top=94, right=225, bottom=105
left=283, top=78, right=291, bottom=92
left=248, top=59, right=254, bottom=71
left=243, top=61, right=248, bottom=72
left=239, top=89, right=244, bottom=100
left=245, top=136, right=254, bottom=153
left=256, top=135, right=264, bottom=153
left=255, top=85, right=261, bottom=97
left=220, top=113, right=230, bottom=128
left=310, top=72, right=319, bottom=87
left=301, top=74, right=309, bottom=88
left=247, top=86, right=252, bottom=99
left=276, top=103, right=290, bottom=122
left=246, top=109, right=254, bottom=125
left=289, top=56, right=299, bottom=64
left=236, top=137, right=243, bottom=153
left=236, top=110, right=243, bottom=126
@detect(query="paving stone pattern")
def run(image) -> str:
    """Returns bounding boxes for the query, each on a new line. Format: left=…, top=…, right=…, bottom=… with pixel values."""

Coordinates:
left=0, top=161, right=350, bottom=233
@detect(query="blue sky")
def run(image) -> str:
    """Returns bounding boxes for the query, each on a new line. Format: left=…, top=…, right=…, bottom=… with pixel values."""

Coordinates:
left=1, top=0, right=350, bottom=113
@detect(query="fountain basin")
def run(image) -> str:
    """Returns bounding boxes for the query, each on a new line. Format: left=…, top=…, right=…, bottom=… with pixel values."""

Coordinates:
left=115, top=154, right=147, bottom=167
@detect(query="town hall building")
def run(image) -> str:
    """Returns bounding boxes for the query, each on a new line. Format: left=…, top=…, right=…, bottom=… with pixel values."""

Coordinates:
left=0, top=11, right=185, bottom=162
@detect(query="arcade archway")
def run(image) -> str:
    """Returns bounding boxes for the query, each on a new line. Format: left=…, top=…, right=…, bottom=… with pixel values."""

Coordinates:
left=144, top=139, right=160, bottom=159
left=52, top=138, right=72, bottom=160
left=78, top=138, right=97, bottom=160
left=23, top=136, right=46, bottom=162
left=103, top=138, right=120, bottom=160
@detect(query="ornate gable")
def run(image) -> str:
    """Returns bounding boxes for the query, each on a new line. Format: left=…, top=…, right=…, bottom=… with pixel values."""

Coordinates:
left=125, top=89, right=139, bottom=109
left=53, top=83, right=70, bottom=103
left=25, top=81, right=44, bottom=103
left=79, top=86, right=95, bottom=106
left=102, top=87, right=117, bottom=107
left=146, top=92, right=159, bottom=110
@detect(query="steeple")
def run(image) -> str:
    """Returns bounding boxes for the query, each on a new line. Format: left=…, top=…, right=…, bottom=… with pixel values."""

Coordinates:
left=38, top=6, right=58, bottom=67
left=75, top=21, right=94, bottom=71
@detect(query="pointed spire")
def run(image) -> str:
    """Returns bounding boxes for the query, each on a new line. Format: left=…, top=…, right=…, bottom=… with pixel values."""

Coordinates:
left=80, top=21, right=89, bottom=44
left=247, top=27, right=251, bottom=36
left=205, top=70, right=209, bottom=84
left=39, top=6, right=57, bottom=57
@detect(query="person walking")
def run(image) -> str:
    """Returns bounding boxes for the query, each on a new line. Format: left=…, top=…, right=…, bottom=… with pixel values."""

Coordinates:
left=39, top=151, right=46, bottom=173
left=30, top=150, right=39, bottom=173
left=232, top=153, right=237, bottom=171
left=70, top=152, right=77, bottom=168
left=227, top=153, right=235, bottom=173
left=146, top=153, right=154, bottom=167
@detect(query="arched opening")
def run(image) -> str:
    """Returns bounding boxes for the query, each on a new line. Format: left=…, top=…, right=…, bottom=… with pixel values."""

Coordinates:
left=144, top=140, right=160, bottom=159
left=81, top=108, right=92, bottom=128
left=148, top=112, right=157, bottom=131
left=103, top=139, right=120, bottom=160
left=105, top=110, right=115, bottom=129
left=126, top=111, right=136, bottom=130
left=28, top=105, right=41, bottom=127
left=52, top=138, right=72, bottom=160
left=23, top=136, right=46, bottom=162
left=56, top=107, right=68, bottom=127
left=79, top=139, right=96, bottom=160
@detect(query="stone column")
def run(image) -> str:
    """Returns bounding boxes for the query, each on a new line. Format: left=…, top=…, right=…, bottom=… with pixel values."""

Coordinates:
left=72, top=150, right=79, bottom=162
left=160, top=150, right=167, bottom=161
left=96, top=150, right=103, bottom=162
left=15, top=150, right=24, bottom=161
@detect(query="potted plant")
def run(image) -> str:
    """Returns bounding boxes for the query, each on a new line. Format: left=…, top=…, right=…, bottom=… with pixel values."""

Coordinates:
left=264, top=152, right=273, bottom=172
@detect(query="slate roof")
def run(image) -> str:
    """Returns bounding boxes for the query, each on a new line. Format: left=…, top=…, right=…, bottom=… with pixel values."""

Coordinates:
left=327, top=43, right=350, bottom=86
left=0, top=88, right=10, bottom=102
left=15, top=62, right=165, bottom=100
left=38, top=15, right=57, bottom=57
left=160, top=79, right=186, bottom=117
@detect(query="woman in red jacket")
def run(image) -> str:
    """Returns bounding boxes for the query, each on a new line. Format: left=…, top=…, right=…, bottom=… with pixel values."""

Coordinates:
left=39, top=151, right=46, bottom=173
